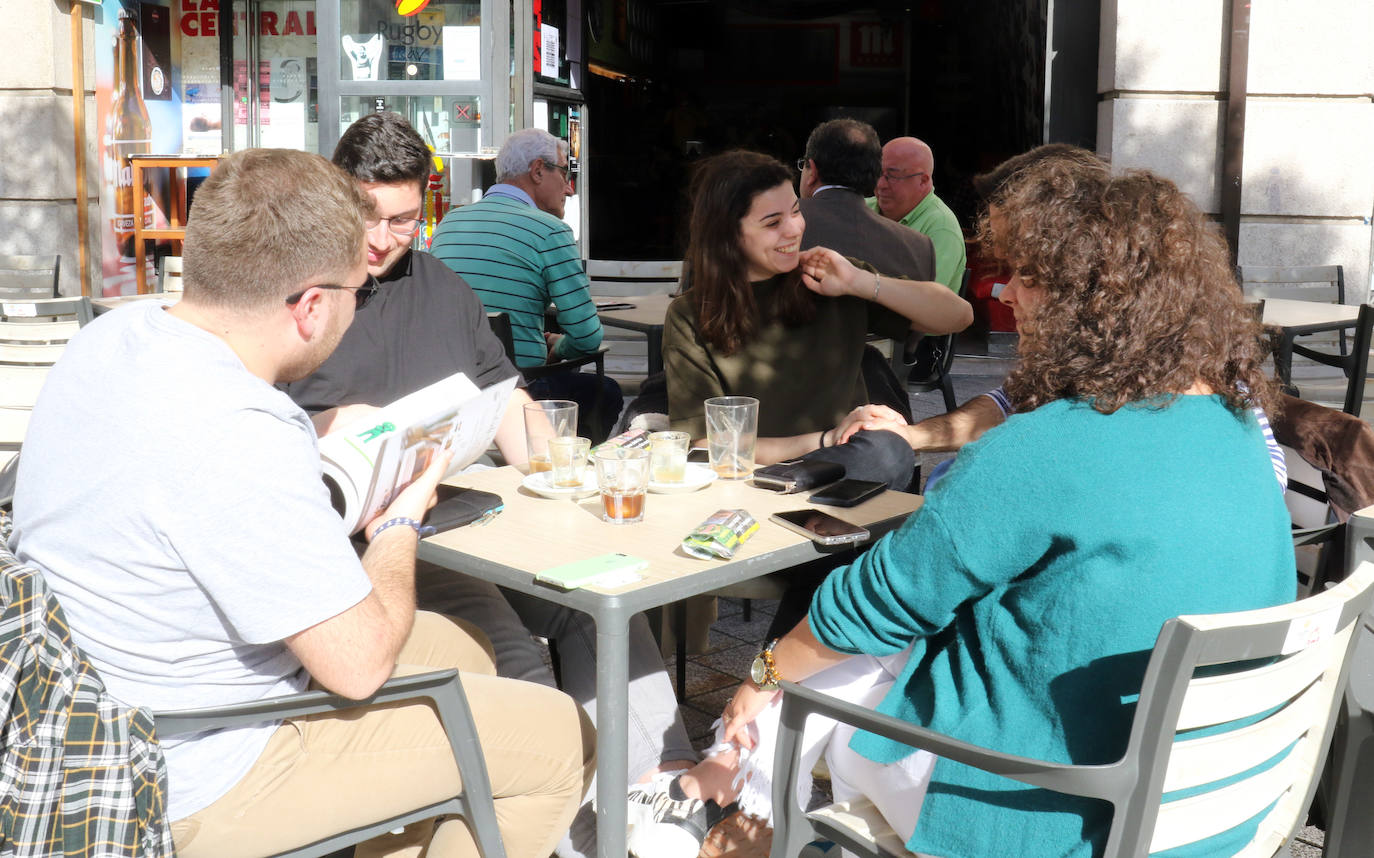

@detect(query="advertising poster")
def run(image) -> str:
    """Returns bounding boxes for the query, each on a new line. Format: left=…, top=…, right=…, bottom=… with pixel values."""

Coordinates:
left=96, top=0, right=186, bottom=296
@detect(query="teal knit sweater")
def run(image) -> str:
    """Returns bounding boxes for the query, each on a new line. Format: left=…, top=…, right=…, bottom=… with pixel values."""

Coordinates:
left=809, top=395, right=1295, bottom=858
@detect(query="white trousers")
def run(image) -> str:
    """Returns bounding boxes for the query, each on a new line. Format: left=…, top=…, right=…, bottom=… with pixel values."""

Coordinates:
left=717, top=649, right=936, bottom=847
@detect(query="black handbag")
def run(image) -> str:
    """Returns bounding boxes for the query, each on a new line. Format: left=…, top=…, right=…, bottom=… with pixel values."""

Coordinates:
left=751, top=459, right=845, bottom=494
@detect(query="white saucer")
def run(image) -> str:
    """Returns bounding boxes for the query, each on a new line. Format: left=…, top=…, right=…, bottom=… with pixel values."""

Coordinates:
left=521, top=469, right=598, bottom=499
left=648, top=462, right=717, bottom=494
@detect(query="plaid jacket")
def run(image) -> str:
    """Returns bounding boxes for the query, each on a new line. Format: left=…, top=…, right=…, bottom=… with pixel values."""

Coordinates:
left=0, top=535, right=176, bottom=857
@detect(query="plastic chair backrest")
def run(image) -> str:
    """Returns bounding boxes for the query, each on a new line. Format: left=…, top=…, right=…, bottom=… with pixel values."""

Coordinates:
left=770, top=560, right=1374, bottom=858
left=0, top=296, right=94, bottom=327
left=0, top=255, right=60, bottom=300
left=1239, top=264, right=1345, bottom=304
left=585, top=259, right=682, bottom=297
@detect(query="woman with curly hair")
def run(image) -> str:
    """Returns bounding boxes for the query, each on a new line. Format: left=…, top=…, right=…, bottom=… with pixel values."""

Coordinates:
left=628, top=153, right=1296, bottom=858
left=661, top=150, right=973, bottom=488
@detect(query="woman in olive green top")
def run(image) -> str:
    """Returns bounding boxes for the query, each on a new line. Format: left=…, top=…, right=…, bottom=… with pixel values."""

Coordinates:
left=663, top=151, right=971, bottom=487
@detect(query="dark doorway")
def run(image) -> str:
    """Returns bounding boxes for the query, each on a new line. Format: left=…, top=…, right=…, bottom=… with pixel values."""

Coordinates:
left=584, top=0, right=1057, bottom=260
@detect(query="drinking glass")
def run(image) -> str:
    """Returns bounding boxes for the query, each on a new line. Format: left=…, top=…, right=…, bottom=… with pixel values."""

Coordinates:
left=704, top=396, right=759, bottom=479
left=523, top=400, right=577, bottom=473
left=548, top=436, right=591, bottom=488
left=594, top=446, right=650, bottom=523
left=649, top=431, right=690, bottom=483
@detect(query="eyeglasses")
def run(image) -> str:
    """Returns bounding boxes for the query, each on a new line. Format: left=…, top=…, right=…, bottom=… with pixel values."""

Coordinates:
left=879, top=170, right=928, bottom=183
left=285, top=275, right=379, bottom=311
left=365, top=214, right=422, bottom=237
left=796, top=158, right=809, bottom=172
left=543, top=160, right=572, bottom=182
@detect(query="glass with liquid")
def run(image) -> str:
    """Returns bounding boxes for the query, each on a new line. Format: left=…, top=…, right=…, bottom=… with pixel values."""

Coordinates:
left=523, top=400, right=577, bottom=473
left=594, top=446, right=650, bottom=523
left=649, top=431, right=690, bottom=483
left=704, top=396, right=758, bottom=480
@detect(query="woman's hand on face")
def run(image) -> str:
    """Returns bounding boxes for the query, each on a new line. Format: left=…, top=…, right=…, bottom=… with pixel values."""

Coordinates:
left=836, top=404, right=909, bottom=444
left=721, top=680, right=782, bottom=750
left=799, top=247, right=860, bottom=297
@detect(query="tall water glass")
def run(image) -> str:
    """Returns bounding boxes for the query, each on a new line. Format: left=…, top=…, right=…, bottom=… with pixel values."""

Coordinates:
left=523, top=400, right=577, bottom=472
left=704, top=396, right=759, bottom=480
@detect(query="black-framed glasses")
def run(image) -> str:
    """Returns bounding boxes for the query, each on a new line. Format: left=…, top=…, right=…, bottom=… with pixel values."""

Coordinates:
left=365, top=214, right=422, bottom=237
left=543, top=159, right=572, bottom=181
left=285, top=275, right=378, bottom=310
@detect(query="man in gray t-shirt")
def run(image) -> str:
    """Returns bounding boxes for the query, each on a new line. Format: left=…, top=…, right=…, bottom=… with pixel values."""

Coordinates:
left=12, top=148, right=590, bottom=858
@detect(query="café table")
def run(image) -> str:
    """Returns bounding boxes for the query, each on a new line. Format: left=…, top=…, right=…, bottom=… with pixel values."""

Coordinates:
left=90, top=292, right=179, bottom=315
left=418, top=465, right=921, bottom=858
left=1259, top=297, right=1362, bottom=390
left=597, top=293, right=675, bottom=376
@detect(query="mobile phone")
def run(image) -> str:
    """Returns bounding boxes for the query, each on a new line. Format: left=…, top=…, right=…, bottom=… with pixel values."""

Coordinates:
left=536, top=552, right=649, bottom=589
left=687, top=447, right=710, bottom=464
left=808, top=478, right=886, bottom=508
left=769, top=509, right=870, bottom=546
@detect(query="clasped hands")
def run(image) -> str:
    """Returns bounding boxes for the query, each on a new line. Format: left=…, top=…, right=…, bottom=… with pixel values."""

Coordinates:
left=834, top=403, right=909, bottom=445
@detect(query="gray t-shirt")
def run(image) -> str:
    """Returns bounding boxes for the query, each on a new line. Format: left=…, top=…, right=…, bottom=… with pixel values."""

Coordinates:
left=11, top=301, right=371, bottom=820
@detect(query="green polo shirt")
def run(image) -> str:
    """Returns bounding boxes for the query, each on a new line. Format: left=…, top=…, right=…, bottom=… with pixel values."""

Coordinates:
left=866, top=190, right=966, bottom=292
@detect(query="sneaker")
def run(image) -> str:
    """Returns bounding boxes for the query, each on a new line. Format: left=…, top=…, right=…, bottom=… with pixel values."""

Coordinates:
left=627, top=774, right=735, bottom=858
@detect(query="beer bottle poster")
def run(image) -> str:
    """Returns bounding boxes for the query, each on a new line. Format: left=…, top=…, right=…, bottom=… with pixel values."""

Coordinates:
left=96, top=0, right=186, bottom=296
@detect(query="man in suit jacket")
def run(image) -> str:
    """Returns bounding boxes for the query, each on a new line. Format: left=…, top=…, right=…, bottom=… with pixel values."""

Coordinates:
left=798, top=119, right=936, bottom=283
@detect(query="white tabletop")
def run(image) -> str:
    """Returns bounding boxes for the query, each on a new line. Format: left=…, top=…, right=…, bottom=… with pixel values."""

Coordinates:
left=423, top=464, right=920, bottom=597
left=1260, top=298, right=1361, bottom=330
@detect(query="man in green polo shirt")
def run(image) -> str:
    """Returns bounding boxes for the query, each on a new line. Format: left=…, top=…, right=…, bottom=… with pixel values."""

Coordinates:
left=866, top=137, right=966, bottom=293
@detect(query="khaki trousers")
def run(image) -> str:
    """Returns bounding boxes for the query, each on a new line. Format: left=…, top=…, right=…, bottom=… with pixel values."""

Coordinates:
left=171, top=611, right=596, bottom=858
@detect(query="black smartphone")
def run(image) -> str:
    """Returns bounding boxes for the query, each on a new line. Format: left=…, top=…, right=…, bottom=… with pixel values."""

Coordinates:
left=809, top=478, right=886, bottom=508
left=687, top=447, right=710, bottom=464
left=769, top=509, right=870, bottom=546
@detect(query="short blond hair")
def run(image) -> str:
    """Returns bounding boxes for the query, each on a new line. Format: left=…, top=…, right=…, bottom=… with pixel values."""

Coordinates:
left=182, top=149, right=368, bottom=310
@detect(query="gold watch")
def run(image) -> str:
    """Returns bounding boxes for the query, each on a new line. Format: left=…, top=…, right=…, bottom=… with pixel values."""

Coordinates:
left=750, top=638, right=782, bottom=690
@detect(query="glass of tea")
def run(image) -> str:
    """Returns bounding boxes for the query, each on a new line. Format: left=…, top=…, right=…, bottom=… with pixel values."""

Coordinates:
left=704, top=396, right=759, bottom=479
left=649, top=431, right=690, bottom=483
left=594, top=446, right=650, bottom=523
left=548, top=436, right=591, bottom=488
left=523, top=400, right=577, bottom=474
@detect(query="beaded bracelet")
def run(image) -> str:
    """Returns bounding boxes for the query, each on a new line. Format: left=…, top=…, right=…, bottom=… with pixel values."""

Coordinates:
left=373, top=516, right=436, bottom=539
left=872, top=271, right=881, bottom=301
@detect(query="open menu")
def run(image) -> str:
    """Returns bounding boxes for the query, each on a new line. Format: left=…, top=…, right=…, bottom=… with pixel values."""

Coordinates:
left=319, top=372, right=518, bottom=534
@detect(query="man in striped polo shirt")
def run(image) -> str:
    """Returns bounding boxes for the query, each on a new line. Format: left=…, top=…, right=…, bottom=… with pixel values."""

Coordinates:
left=431, top=128, right=622, bottom=439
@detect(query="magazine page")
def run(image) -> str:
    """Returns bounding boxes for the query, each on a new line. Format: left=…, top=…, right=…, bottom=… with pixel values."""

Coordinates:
left=319, top=373, right=518, bottom=533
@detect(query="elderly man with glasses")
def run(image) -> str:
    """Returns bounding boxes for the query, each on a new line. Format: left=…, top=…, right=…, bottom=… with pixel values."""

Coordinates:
left=431, top=127, right=622, bottom=441
left=866, top=136, right=966, bottom=293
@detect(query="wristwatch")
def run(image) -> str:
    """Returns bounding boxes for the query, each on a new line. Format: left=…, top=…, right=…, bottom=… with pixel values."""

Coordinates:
left=750, top=638, right=782, bottom=690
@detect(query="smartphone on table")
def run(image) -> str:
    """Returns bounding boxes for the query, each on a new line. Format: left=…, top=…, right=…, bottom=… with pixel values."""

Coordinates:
left=808, top=478, right=885, bottom=508
left=769, top=509, right=870, bottom=546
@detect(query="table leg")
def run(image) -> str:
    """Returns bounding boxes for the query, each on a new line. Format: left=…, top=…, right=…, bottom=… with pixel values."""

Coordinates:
left=595, top=611, right=631, bottom=858
left=647, top=330, right=663, bottom=377
left=1276, top=331, right=1299, bottom=397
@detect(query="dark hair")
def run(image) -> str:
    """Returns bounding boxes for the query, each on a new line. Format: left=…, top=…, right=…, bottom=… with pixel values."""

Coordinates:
left=803, top=119, right=882, bottom=195
left=972, top=143, right=1099, bottom=201
left=683, top=150, right=814, bottom=355
left=331, top=111, right=431, bottom=191
left=984, top=155, right=1274, bottom=417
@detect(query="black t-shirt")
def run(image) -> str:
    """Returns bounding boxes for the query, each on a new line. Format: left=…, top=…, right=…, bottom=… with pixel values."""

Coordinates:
left=283, top=250, right=521, bottom=412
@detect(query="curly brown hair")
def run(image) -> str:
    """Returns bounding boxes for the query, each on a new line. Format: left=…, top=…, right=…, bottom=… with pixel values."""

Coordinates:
left=683, top=150, right=816, bottom=355
left=984, top=154, right=1274, bottom=417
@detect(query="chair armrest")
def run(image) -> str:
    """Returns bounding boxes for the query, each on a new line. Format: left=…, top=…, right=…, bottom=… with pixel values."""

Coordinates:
left=155, top=668, right=507, bottom=858
left=775, top=680, right=1122, bottom=800
left=521, top=347, right=608, bottom=382
left=1290, top=342, right=1350, bottom=370
left=153, top=669, right=461, bottom=735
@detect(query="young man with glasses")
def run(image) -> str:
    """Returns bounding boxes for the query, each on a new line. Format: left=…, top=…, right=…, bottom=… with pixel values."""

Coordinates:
left=430, top=127, right=622, bottom=441
left=285, top=111, right=534, bottom=462
left=866, top=136, right=967, bottom=293
left=287, top=114, right=697, bottom=858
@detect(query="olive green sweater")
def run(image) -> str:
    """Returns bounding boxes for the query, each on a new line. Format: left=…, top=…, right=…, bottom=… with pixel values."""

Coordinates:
left=663, top=274, right=909, bottom=440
